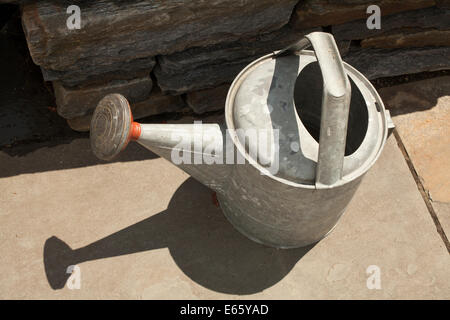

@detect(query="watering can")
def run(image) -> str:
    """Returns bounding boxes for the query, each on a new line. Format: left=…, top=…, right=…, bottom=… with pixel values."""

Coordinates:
left=89, top=32, right=392, bottom=248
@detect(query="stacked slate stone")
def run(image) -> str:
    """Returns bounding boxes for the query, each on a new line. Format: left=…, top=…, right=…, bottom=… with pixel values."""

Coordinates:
left=14, top=0, right=450, bottom=131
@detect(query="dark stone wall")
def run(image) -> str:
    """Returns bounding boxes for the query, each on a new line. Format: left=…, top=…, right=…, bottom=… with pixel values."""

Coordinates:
left=9, top=0, right=450, bottom=130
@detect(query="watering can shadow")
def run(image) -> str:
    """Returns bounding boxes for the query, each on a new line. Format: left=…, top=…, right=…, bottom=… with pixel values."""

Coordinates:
left=44, top=178, right=316, bottom=295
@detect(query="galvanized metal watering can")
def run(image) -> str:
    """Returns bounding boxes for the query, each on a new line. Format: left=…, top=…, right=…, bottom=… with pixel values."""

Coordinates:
left=90, top=32, right=392, bottom=248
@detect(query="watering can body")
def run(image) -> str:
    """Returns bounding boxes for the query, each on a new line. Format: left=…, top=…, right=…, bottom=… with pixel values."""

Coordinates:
left=90, top=32, right=392, bottom=248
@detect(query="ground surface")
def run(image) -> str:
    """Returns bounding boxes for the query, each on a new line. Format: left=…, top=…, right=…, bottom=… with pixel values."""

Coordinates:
left=0, top=135, right=449, bottom=299
left=0, top=76, right=449, bottom=299
left=379, top=78, right=450, bottom=242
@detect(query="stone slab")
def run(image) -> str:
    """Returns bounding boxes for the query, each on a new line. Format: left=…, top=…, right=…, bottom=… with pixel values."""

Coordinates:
left=361, top=30, right=450, bottom=48
left=0, top=136, right=449, bottom=299
left=333, top=6, right=450, bottom=42
left=438, top=0, right=450, bottom=7
left=432, top=202, right=450, bottom=243
left=291, top=0, right=435, bottom=29
left=344, top=46, right=450, bottom=79
left=379, top=77, right=450, bottom=237
left=41, top=57, right=156, bottom=88
left=67, top=88, right=188, bottom=132
left=54, top=76, right=153, bottom=119
left=154, top=26, right=314, bottom=94
left=186, top=84, right=230, bottom=114
left=21, top=0, right=298, bottom=74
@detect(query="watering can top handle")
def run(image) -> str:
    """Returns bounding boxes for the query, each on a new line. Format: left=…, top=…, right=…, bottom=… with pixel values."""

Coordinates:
left=275, top=32, right=350, bottom=101
left=276, top=32, right=352, bottom=187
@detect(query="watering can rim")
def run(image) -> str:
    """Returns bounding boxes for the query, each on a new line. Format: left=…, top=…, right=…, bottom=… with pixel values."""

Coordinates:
left=224, top=41, right=389, bottom=190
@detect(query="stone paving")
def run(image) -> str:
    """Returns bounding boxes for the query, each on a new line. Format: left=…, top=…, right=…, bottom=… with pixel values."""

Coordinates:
left=379, top=77, right=450, bottom=245
left=0, top=138, right=448, bottom=298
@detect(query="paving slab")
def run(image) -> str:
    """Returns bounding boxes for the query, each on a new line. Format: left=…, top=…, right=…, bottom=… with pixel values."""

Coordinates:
left=432, top=202, right=450, bottom=241
left=0, top=136, right=449, bottom=299
left=379, top=77, right=450, bottom=238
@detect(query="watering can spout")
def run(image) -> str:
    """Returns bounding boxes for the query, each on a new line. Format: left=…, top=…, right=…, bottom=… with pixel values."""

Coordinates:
left=89, top=94, right=229, bottom=192
left=136, top=122, right=230, bottom=192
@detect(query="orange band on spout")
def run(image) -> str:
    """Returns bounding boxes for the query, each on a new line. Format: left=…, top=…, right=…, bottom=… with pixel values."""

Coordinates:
left=129, top=122, right=141, bottom=141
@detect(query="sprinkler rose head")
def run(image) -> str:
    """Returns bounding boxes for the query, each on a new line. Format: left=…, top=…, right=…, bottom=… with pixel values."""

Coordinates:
left=90, top=93, right=137, bottom=161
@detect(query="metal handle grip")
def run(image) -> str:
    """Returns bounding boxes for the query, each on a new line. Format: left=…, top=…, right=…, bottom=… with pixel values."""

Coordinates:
left=277, top=32, right=351, bottom=187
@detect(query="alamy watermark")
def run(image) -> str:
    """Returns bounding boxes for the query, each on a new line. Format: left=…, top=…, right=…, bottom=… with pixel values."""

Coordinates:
left=366, top=265, right=381, bottom=290
left=66, top=5, right=81, bottom=30
left=169, top=121, right=281, bottom=175
left=367, top=5, right=381, bottom=30
left=66, top=265, right=81, bottom=290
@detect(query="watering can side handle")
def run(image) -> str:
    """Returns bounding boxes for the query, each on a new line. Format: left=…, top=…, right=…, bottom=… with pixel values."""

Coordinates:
left=277, top=32, right=352, bottom=187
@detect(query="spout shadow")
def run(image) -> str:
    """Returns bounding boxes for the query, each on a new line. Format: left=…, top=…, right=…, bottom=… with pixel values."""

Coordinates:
left=44, top=178, right=315, bottom=295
